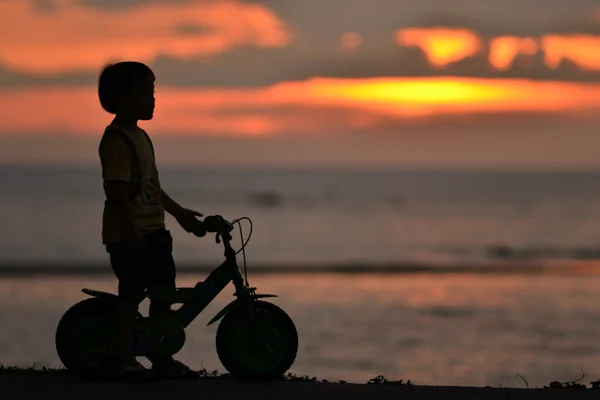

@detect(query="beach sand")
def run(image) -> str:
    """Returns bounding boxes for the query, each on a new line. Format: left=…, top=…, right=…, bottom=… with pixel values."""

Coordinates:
left=2, top=371, right=599, bottom=400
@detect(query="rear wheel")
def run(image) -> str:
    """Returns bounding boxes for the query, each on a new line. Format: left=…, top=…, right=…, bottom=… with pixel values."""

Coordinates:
left=55, top=297, right=120, bottom=377
left=216, top=300, right=298, bottom=382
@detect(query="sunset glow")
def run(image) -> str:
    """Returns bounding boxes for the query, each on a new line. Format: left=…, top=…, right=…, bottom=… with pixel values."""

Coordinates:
left=2, top=78, right=600, bottom=136
left=395, top=28, right=482, bottom=68
left=489, top=37, right=538, bottom=71
left=542, top=35, right=600, bottom=70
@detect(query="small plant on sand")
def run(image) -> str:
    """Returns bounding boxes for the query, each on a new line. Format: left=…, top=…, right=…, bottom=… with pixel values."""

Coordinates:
left=515, top=373, right=529, bottom=388
left=543, top=371, right=587, bottom=389
left=367, top=375, right=413, bottom=386
left=197, top=367, right=223, bottom=379
left=283, top=373, right=347, bottom=383
left=284, top=373, right=320, bottom=382
left=544, top=380, right=587, bottom=389
left=0, top=363, right=66, bottom=374
left=589, top=379, right=600, bottom=389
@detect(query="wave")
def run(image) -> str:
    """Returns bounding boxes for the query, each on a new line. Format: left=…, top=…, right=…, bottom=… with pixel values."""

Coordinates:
left=1, top=260, right=599, bottom=277
left=484, top=244, right=600, bottom=260
left=431, top=244, right=600, bottom=261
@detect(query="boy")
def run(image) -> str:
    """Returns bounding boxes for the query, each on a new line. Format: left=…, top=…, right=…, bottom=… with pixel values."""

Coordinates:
left=98, top=61, right=201, bottom=381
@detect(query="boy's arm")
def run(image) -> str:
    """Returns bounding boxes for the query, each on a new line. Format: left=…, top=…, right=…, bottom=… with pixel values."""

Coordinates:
left=106, top=182, right=140, bottom=241
left=100, top=135, right=141, bottom=244
left=161, top=189, right=184, bottom=219
left=161, top=189, right=203, bottom=232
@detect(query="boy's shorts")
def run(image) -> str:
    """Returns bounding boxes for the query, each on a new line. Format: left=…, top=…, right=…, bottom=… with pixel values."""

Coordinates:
left=106, top=229, right=176, bottom=300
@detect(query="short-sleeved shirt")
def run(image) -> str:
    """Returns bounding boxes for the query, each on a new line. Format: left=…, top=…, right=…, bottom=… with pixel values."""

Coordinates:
left=99, top=124, right=165, bottom=245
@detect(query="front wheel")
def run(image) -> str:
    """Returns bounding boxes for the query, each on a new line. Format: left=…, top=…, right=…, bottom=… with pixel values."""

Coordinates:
left=216, top=300, right=298, bottom=382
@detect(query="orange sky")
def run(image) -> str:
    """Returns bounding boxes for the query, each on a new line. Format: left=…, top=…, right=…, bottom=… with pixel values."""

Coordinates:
left=2, top=1, right=600, bottom=139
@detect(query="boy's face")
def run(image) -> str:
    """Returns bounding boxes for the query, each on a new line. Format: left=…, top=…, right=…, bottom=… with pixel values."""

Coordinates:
left=119, top=73, right=155, bottom=121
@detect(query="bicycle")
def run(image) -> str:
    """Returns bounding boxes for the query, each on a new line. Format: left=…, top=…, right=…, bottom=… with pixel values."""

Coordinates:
left=55, top=215, right=299, bottom=382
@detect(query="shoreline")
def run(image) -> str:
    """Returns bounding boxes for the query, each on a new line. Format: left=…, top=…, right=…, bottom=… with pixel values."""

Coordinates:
left=2, top=367, right=600, bottom=400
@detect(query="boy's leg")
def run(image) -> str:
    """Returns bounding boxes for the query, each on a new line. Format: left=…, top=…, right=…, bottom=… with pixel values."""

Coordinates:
left=143, top=229, right=199, bottom=380
left=115, top=296, right=139, bottom=365
left=144, top=229, right=176, bottom=318
left=107, top=241, right=158, bottom=381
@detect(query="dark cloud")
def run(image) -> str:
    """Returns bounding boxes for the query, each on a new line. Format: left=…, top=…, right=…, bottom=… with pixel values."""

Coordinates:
left=0, top=62, right=96, bottom=87
left=78, top=0, right=191, bottom=9
left=33, top=0, right=59, bottom=12
left=3, top=40, right=600, bottom=90
left=144, top=45, right=433, bottom=87
left=175, top=23, right=211, bottom=35
left=396, top=11, right=600, bottom=38
left=256, top=0, right=599, bottom=39
left=75, top=0, right=600, bottom=37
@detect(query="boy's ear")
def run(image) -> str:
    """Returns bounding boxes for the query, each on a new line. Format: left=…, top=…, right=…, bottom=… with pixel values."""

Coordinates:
left=112, top=96, right=127, bottom=109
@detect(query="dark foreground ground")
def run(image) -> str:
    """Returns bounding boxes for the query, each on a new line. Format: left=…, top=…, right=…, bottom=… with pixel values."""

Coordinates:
left=2, top=369, right=600, bottom=400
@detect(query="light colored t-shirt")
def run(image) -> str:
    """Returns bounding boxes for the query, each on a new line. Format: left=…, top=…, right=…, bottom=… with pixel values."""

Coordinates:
left=98, top=124, right=165, bottom=245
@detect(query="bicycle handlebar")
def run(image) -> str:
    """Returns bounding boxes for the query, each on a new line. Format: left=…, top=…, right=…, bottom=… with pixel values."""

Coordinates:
left=191, top=215, right=234, bottom=239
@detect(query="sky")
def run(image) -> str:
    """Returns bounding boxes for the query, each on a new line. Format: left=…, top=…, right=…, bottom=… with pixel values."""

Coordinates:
left=2, top=0, right=600, bottom=168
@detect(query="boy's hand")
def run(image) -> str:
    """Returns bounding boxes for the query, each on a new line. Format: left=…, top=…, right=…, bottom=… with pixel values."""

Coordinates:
left=174, top=207, right=203, bottom=233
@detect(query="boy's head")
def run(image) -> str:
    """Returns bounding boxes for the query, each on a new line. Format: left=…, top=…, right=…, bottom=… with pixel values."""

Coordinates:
left=98, top=61, right=155, bottom=121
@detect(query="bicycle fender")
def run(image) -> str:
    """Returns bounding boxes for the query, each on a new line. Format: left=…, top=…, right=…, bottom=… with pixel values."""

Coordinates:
left=207, top=294, right=278, bottom=326
left=81, top=288, right=118, bottom=298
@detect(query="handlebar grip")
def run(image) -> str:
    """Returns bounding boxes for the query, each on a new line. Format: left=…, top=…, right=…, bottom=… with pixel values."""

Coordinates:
left=204, top=215, right=234, bottom=232
left=192, top=215, right=233, bottom=238
left=191, top=220, right=207, bottom=238
left=203, top=215, right=223, bottom=233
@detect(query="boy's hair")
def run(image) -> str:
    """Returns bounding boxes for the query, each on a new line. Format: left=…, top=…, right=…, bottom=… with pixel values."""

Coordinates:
left=98, top=61, right=155, bottom=114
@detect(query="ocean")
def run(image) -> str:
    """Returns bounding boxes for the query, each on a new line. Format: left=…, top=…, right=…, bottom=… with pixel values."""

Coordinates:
left=3, top=165, right=600, bottom=268
left=1, top=165, right=600, bottom=386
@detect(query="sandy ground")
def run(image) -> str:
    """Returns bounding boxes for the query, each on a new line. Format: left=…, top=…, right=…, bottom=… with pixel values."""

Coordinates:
left=2, top=372, right=600, bottom=400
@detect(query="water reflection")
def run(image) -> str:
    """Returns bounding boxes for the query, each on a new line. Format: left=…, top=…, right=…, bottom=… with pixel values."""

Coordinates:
left=0, top=273, right=599, bottom=387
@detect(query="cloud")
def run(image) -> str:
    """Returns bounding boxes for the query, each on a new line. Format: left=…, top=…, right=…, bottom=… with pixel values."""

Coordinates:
left=396, top=28, right=482, bottom=68
left=262, top=0, right=599, bottom=39
left=489, top=37, right=538, bottom=71
left=4, top=33, right=600, bottom=91
left=77, top=0, right=190, bottom=9
left=0, top=63, right=95, bottom=87
left=0, top=0, right=292, bottom=74
left=398, top=12, right=600, bottom=38
left=395, top=28, right=600, bottom=74
left=2, top=0, right=600, bottom=88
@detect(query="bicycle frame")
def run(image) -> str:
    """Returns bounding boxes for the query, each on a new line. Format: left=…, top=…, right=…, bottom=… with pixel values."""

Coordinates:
left=172, top=236, right=241, bottom=327
left=81, top=225, right=277, bottom=328
left=175, top=234, right=278, bottom=327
